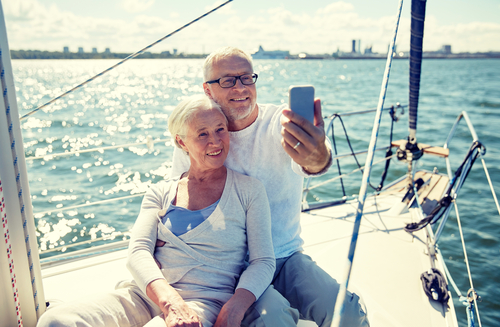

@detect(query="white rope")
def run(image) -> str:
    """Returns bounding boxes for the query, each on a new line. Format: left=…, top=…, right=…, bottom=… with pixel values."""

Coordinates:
left=1, top=180, right=24, bottom=327
left=454, top=201, right=483, bottom=327
left=25, top=137, right=169, bottom=161
left=308, top=154, right=396, bottom=191
left=34, top=193, right=145, bottom=216
left=39, top=231, right=131, bottom=255
left=331, top=1, right=404, bottom=325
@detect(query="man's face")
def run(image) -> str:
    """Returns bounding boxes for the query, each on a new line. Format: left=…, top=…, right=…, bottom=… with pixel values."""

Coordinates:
left=203, top=55, right=257, bottom=130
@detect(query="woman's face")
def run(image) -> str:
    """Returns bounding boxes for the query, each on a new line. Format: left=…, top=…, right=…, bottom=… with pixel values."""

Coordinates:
left=177, top=108, right=230, bottom=172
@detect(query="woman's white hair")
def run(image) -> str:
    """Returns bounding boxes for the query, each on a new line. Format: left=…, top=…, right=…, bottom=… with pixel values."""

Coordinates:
left=203, top=46, right=254, bottom=81
left=168, top=94, right=226, bottom=149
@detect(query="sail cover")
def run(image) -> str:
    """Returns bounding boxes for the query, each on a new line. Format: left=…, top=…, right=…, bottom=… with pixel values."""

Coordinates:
left=409, top=0, right=427, bottom=143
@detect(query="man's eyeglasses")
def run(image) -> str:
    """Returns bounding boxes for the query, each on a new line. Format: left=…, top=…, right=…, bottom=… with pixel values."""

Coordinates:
left=206, top=73, right=258, bottom=88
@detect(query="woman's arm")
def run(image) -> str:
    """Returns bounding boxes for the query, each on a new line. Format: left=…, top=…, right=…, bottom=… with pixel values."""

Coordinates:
left=127, top=185, right=166, bottom=292
left=127, top=182, right=202, bottom=327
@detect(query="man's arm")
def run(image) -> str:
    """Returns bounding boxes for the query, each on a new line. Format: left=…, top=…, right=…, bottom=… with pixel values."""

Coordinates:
left=280, top=98, right=331, bottom=174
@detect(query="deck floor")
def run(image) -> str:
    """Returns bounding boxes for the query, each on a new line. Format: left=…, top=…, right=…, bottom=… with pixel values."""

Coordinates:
left=299, top=192, right=457, bottom=327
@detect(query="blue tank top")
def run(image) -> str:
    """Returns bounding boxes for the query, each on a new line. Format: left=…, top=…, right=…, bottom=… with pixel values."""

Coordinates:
left=162, top=200, right=220, bottom=236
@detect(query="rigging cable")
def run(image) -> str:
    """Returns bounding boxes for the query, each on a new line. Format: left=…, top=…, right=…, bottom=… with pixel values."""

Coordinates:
left=331, top=0, right=404, bottom=326
left=480, top=157, right=500, bottom=216
left=404, top=140, right=484, bottom=232
left=328, top=104, right=399, bottom=198
left=19, top=0, right=234, bottom=121
left=454, top=201, right=483, bottom=327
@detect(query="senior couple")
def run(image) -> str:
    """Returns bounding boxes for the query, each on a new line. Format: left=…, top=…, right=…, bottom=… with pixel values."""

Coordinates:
left=37, top=47, right=369, bottom=327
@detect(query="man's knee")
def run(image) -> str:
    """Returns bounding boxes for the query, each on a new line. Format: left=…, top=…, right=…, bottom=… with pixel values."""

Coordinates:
left=275, top=252, right=369, bottom=327
left=242, top=286, right=299, bottom=327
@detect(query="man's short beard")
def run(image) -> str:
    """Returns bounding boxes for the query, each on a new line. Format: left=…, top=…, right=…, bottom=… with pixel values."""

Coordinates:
left=213, top=99, right=254, bottom=124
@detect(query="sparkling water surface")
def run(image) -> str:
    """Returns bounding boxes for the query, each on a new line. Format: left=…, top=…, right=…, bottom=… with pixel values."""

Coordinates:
left=12, top=58, right=500, bottom=326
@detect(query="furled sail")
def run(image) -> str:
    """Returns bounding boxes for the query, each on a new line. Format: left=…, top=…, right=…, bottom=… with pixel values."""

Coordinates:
left=409, top=0, right=427, bottom=144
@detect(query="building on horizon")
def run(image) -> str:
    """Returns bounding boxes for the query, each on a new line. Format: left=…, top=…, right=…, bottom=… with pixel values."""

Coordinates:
left=104, top=48, right=111, bottom=54
left=252, top=45, right=289, bottom=59
left=63, top=46, right=69, bottom=53
left=352, top=40, right=356, bottom=53
left=92, top=48, right=98, bottom=54
left=440, top=45, right=452, bottom=54
left=78, top=47, right=84, bottom=53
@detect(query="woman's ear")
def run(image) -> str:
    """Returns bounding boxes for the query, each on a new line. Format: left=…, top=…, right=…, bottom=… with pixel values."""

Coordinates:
left=176, top=135, right=189, bottom=154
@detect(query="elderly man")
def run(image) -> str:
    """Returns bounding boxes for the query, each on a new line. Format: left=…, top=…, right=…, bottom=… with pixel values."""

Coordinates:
left=171, top=47, right=368, bottom=327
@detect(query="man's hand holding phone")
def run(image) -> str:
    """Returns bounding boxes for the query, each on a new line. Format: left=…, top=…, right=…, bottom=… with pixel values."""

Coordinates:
left=281, top=85, right=331, bottom=174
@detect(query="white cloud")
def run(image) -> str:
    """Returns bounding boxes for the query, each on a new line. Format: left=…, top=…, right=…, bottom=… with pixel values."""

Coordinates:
left=425, top=20, right=500, bottom=53
left=3, top=0, right=42, bottom=21
left=121, top=0, right=156, bottom=14
left=317, top=2, right=355, bottom=15
left=3, top=0, right=500, bottom=54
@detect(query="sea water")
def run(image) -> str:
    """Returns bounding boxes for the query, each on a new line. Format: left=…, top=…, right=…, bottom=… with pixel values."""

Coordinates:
left=12, top=58, right=500, bottom=325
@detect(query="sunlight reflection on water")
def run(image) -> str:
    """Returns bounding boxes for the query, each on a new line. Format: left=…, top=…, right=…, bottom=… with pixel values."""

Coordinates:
left=13, top=58, right=500, bottom=325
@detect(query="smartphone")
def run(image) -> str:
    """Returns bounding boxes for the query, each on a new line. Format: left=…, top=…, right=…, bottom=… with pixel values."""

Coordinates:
left=288, top=85, right=315, bottom=124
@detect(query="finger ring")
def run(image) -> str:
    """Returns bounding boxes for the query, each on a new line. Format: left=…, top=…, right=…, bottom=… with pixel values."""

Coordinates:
left=293, top=141, right=301, bottom=150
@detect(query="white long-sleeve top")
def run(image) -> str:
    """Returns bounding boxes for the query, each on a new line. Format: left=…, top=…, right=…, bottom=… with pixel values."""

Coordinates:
left=172, top=103, right=332, bottom=259
left=127, top=168, right=275, bottom=303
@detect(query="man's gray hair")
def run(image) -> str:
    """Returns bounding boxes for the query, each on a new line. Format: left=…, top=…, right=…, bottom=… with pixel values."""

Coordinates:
left=203, top=46, right=254, bottom=81
left=168, top=94, right=226, bottom=149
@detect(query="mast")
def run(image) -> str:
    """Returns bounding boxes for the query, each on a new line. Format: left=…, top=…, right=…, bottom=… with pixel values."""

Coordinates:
left=397, top=0, right=427, bottom=194
left=409, top=0, right=427, bottom=144
left=0, top=1, right=46, bottom=325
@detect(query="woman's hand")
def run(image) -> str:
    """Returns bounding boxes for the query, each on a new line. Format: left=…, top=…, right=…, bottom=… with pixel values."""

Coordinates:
left=163, top=300, right=202, bottom=327
left=147, top=279, right=202, bottom=327
left=213, top=289, right=256, bottom=327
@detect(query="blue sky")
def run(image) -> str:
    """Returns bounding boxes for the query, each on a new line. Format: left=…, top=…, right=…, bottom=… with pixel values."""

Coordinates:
left=3, top=0, right=500, bottom=55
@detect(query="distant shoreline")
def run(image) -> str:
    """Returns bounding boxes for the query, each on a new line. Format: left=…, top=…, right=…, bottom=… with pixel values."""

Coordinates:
left=10, top=50, right=206, bottom=60
left=10, top=49, right=500, bottom=60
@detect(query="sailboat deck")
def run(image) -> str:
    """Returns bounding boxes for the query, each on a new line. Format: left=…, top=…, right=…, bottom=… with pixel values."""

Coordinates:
left=300, top=192, right=457, bottom=327
left=41, top=172, right=457, bottom=327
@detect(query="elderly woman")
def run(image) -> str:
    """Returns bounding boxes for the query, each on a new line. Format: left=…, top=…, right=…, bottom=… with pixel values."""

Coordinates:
left=128, top=94, right=275, bottom=327
left=36, top=95, right=275, bottom=327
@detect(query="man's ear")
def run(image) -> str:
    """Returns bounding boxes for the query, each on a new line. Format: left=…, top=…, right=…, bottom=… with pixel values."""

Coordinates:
left=203, top=83, right=212, bottom=98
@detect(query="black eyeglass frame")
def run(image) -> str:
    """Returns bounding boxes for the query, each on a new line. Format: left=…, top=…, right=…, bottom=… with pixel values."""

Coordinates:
left=205, top=73, right=258, bottom=88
